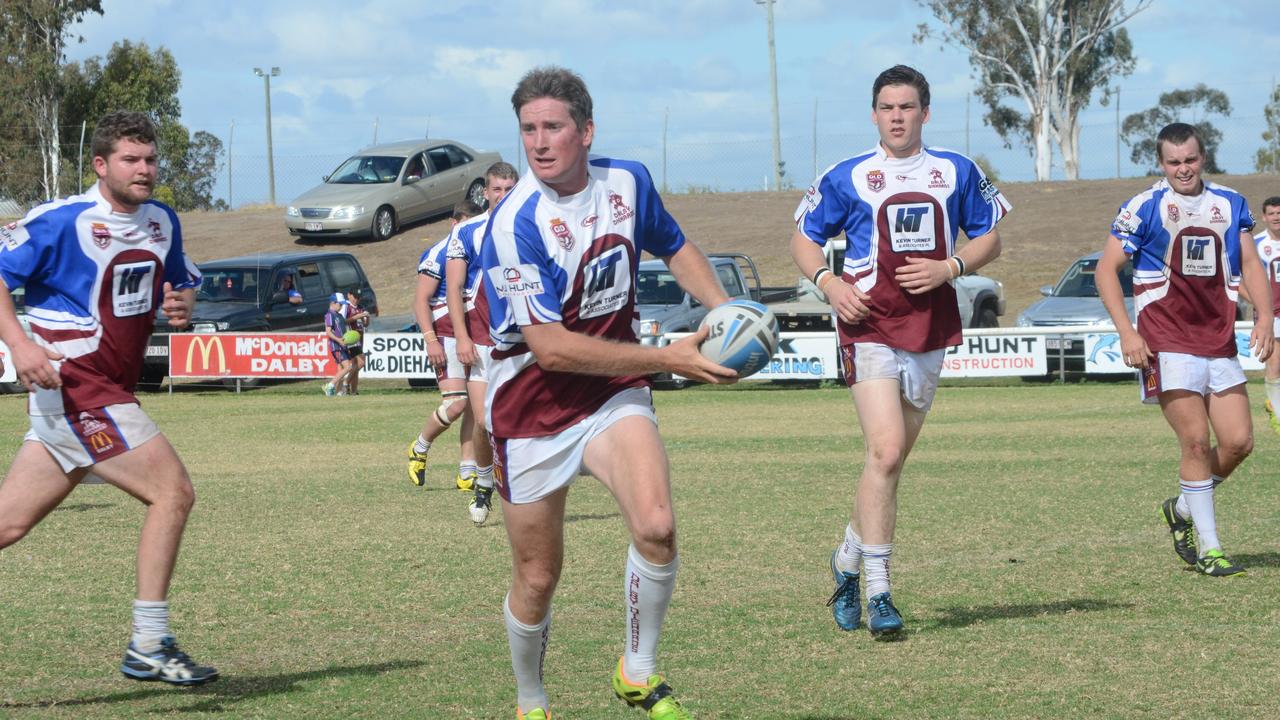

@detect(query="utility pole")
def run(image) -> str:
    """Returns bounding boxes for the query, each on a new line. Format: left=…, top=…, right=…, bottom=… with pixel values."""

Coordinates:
left=757, top=0, right=783, bottom=191
left=228, top=119, right=235, bottom=208
left=253, top=66, right=280, bottom=206
left=662, top=107, right=669, bottom=194
left=1115, top=87, right=1121, bottom=178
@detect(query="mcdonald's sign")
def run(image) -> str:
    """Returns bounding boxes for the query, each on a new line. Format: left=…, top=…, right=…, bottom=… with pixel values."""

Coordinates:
left=171, top=335, right=229, bottom=377
left=88, top=431, right=114, bottom=454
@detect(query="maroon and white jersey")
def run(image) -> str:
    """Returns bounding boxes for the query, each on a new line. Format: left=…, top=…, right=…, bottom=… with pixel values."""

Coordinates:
left=445, top=212, right=495, bottom=347
left=481, top=158, right=683, bottom=439
left=1110, top=179, right=1254, bottom=357
left=0, top=183, right=200, bottom=415
left=1253, top=230, right=1280, bottom=320
left=795, top=145, right=1010, bottom=352
left=417, top=238, right=454, bottom=337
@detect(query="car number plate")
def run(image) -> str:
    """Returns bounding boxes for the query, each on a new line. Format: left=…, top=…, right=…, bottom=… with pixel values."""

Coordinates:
left=145, top=344, right=169, bottom=357
left=304, top=222, right=323, bottom=231
left=1045, top=338, right=1074, bottom=350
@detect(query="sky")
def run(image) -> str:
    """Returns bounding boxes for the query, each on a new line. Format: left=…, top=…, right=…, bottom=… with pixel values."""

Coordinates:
left=64, top=0, right=1280, bottom=206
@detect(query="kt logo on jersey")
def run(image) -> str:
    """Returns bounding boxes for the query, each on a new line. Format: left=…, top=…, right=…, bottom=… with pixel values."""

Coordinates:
left=113, top=261, right=156, bottom=317
left=887, top=203, right=936, bottom=253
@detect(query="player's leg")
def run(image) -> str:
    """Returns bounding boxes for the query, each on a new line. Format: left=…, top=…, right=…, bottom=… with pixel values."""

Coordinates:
left=407, top=376, right=467, bottom=487
left=584, top=412, right=693, bottom=719
left=1157, top=389, right=1238, bottom=574
left=1205, top=384, right=1253, bottom=480
left=456, top=402, right=477, bottom=491
left=90, top=431, right=218, bottom=684
left=502, top=488, right=568, bottom=718
left=1264, top=329, right=1280, bottom=436
left=0, top=441, right=84, bottom=550
left=466, top=378, right=495, bottom=523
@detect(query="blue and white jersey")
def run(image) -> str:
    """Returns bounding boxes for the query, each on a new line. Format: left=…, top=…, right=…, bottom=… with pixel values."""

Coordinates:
left=445, top=211, right=495, bottom=344
left=1253, top=229, right=1280, bottom=320
left=1110, top=179, right=1253, bottom=357
left=0, top=183, right=200, bottom=415
left=481, top=157, right=683, bottom=439
left=417, top=237, right=454, bottom=336
left=795, top=144, right=1010, bottom=352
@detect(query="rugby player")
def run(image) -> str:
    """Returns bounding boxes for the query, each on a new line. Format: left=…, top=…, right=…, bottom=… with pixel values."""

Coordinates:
left=1252, top=195, right=1280, bottom=435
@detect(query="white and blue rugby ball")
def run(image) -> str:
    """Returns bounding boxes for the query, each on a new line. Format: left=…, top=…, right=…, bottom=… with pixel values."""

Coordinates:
left=699, top=300, right=781, bottom=378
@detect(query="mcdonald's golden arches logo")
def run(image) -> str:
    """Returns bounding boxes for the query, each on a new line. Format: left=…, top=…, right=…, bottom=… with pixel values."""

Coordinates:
left=88, top=431, right=114, bottom=454
left=184, top=335, right=228, bottom=374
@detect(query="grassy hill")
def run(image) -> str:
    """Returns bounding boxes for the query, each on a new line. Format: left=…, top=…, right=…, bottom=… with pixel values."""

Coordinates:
left=178, top=173, right=1280, bottom=321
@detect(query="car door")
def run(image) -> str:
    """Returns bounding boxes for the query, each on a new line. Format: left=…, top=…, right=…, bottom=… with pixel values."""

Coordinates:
left=426, top=146, right=467, bottom=214
left=393, top=152, right=433, bottom=223
left=270, top=263, right=328, bottom=330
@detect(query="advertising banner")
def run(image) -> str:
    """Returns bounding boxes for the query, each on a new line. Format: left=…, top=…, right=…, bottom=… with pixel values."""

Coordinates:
left=752, top=333, right=838, bottom=380
left=361, top=333, right=437, bottom=379
left=941, top=335, right=1046, bottom=377
left=169, top=333, right=333, bottom=378
left=1085, top=331, right=1265, bottom=373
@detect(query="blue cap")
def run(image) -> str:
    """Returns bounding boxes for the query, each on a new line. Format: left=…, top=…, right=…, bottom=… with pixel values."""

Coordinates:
left=330, top=292, right=348, bottom=304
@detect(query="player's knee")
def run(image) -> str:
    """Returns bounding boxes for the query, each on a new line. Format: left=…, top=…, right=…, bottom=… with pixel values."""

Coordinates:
left=433, top=391, right=468, bottom=427
left=1180, top=438, right=1213, bottom=462
left=0, top=520, right=33, bottom=549
left=1220, top=434, right=1253, bottom=462
left=866, top=444, right=907, bottom=475
left=515, top=564, right=560, bottom=603
left=633, top=524, right=677, bottom=561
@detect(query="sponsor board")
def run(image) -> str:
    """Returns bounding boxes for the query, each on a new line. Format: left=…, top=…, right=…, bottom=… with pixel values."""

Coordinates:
left=1085, top=331, right=1264, bottom=373
left=941, top=335, right=1046, bottom=377
left=361, top=333, right=438, bottom=379
left=752, top=334, right=837, bottom=380
left=169, top=333, right=332, bottom=378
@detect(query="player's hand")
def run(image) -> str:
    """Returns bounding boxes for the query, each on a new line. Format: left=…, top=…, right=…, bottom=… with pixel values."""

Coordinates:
left=897, top=256, right=952, bottom=294
left=823, top=277, right=871, bottom=324
left=162, top=283, right=194, bottom=328
left=425, top=337, right=446, bottom=368
left=1251, top=319, right=1274, bottom=362
left=456, top=336, right=477, bottom=365
left=1119, top=330, right=1153, bottom=370
left=663, top=325, right=738, bottom=385
left=13, top=337, right=63, bottom=390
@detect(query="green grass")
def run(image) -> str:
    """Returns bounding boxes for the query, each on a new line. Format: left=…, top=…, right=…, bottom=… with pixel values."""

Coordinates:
left=0, top=379, right=1277, bottom=719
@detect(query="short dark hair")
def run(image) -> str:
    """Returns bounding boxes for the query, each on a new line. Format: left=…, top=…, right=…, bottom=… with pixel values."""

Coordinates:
left=452, top=200, right=485, bottom=221
left=90, top=111, right=157, bottom=161
left=1262, top=196, right=1280, bottom=212
left=511, top=66, right=592, bottom=130
left=872, top=65, right=930, bottom=108
left=486, top=161, right=518, bottom=183
left=1156, top=122, right=1206, bottom=160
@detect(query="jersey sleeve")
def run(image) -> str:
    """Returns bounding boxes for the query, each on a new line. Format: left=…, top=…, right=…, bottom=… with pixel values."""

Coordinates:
left=486, top=209, right=565, bottom=327
left=632, top=163, right=685, bottom=258
left=419, top=244, right=444, bottom=279
left=794, top=169, right=850, bottom=246
left=161, top=209, right=200, bottom=290
left=0, top=212, right=59, bottom=291
left=1110, top=195, right=1150, bottom=254
left=957, top=160, right=1011, bottom=238
left=1236, top=196, right=1256, bottom=234
left=445, top=226, right=467, bottom=262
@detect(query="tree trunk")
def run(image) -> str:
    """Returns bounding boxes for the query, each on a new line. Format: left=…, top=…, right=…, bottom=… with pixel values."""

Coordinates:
left=1061, top=114, right=1081, bottom=180
left=1033, top=112, right=1053, bottom=181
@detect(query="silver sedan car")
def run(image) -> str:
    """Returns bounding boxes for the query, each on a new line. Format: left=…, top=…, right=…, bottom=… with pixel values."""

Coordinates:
left=285, top=139, right=502, bottom=241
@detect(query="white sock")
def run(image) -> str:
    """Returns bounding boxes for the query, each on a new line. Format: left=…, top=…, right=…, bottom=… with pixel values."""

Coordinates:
left=413, top=435, right=431, bottom=454
left=1266, top=378, right=1280, bottom=410
left=132, top=600, right=169, bottom=647
left=505, top=594, right=550, bottom=714
left=459, top=460, right=477, bottom=478
left=1178, top=475, right=1226, bottom=518
left=1180, top=478, right=1219, bottom=553
left=621, top=544, right=678, bottom=684
left=862, top=543, right=893, bottom=598
left=835, top=524, right=862, bottom=575
left=476, top=465, right=494, bottom=490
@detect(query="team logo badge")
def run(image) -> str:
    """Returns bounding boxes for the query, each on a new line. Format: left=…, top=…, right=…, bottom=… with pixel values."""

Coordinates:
left=608, top=191, right=634, bottom=224
left=581, top=214, right=598, bottom=228
left=1265, top=246, right=1273, bottom=258
left=1209, top=205, right=1225, bottom=224
left=928, top=167, right=948, bottom=188
left=866, top=170, right=885, bottom=192
left=79, top=411, right=109, bottom=435
left=90, top=222, right=112, bottom=249
left=549, top=217, right=574, bottom=251
left=1167, top=204, right=1180, bottom=222
left=147, top=219, right=165, bottom=243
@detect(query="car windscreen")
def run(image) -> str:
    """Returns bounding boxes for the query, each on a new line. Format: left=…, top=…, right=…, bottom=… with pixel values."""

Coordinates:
left=636, top=270, right=685, bottom=305
left=196, top=268, right=271, bottom=303
left=1053, top=259, right=1134, bottom=297
left=327, top=155, right=407, bottom=184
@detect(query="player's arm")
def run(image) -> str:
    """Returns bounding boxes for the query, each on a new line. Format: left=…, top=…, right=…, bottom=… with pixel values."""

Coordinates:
left=0, top=277, right=63, bottom=389
left=521, top=320, right=736, bottom=384
left=661, top=242, right=729, bottom=308
left=789, top=230, right=871, bottom=323
left=898, top=228, right=1002, bottom=295
left=444, top=257, right=475, bottom=364
left=1238, top=236, right=1274, bottom=361
left=415, top=273, right=446, bottom=368
left=1096, top=235, right=1150, bottom=369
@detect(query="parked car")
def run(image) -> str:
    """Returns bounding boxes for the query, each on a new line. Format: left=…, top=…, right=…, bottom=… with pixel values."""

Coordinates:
left=1016, top=251, right=1135, bottom=372
left=142, top=251, right=378, bottom=387
left=285, top=139, right=502, bottom=241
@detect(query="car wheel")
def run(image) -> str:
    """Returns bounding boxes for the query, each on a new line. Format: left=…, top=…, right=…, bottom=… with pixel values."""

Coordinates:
left=973, top=304, right=999, bottom=328
left=467, top=180, right=486, bottom=209
left=372, top=206, right=396, bottom=241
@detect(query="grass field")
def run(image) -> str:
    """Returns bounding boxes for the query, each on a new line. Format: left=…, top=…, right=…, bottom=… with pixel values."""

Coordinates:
left=0, top=379, right=1277, bottom=719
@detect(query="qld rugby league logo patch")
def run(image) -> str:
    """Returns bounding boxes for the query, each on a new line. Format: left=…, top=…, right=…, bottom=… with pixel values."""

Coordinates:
left=1167, top=204, right=1180, bottom=223
left=90, top=222, right=112, bottom=249
left=549, top=217, right=574, bottom=251
left=866, top=170, right=885, bottom=193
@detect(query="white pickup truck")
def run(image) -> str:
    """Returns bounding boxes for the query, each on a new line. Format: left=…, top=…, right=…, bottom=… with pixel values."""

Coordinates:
left=766, top=239, right=1005, bottom=332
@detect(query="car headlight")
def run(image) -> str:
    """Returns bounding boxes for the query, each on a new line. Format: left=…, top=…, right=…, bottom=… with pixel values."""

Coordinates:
left=330, top=205, right=366, bottom=220
left=192, top=322, right=219, bottom=333
left=1015, top=314, right=1032, bottom=327
left=639, top=319, right=661, bottom=337
left=286, top=206, right=300, bottom=217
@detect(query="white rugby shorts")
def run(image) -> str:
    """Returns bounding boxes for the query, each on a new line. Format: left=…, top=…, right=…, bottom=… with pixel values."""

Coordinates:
left=1139, top=351, right=1246, bottom=404
left=1273, top=315, right=1280, bottom=338
left=26, top=403, right=160, bottom=473
left=840, top=342, right=946, bottom=412
left=440, top=338, right=492, bottom=382
left=491, top=386, right=657, bottom=504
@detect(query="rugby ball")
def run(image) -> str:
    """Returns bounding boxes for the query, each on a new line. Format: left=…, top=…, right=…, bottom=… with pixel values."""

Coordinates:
left=342, top=329, right=361, bottom=346
left=698, top=300, right=780, bottom=378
